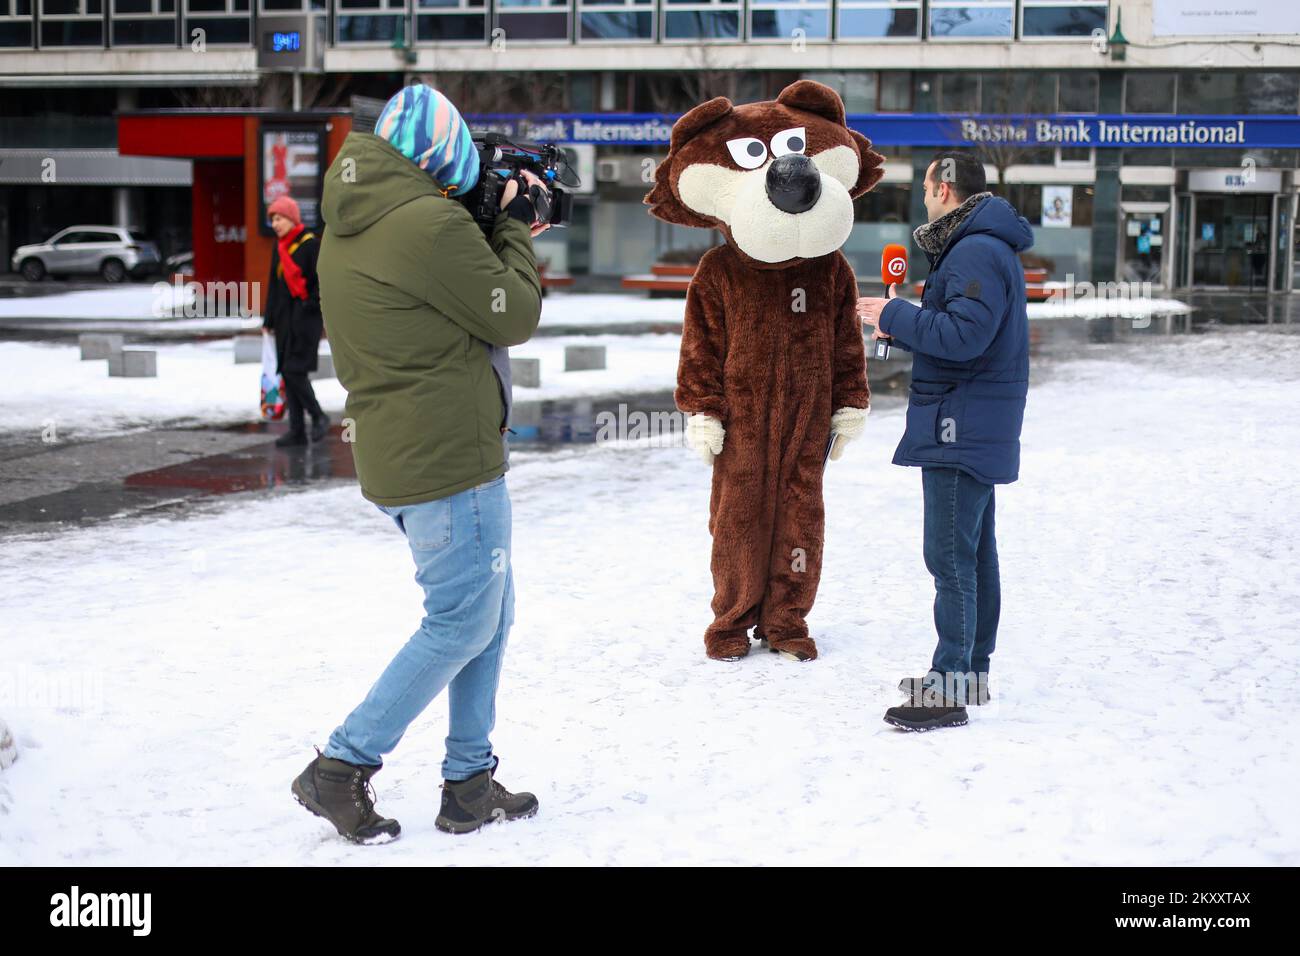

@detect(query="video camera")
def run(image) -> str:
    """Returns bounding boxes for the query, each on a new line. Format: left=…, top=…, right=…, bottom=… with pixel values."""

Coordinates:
left=458, top=132, right=580, bottom=235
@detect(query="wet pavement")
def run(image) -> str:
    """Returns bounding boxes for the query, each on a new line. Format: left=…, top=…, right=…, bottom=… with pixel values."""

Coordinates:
left=0, top=424, right=356, bottom=533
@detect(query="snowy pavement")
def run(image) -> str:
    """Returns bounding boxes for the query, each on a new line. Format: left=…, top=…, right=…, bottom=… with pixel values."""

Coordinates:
left=0, top=339, right=349, bottom=443
left=1, top=327, right=1296, bottom=865
left=0, top=334, right=684, bottom=444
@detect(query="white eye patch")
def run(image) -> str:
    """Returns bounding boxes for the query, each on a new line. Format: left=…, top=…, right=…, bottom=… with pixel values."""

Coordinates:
left=726, top=137, right=768, bottom=170
left=770, top=127, right=806, bottom=157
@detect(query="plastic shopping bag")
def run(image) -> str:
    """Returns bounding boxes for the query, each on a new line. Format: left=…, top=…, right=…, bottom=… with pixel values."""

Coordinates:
left=260, top=332, right=286, bottom=421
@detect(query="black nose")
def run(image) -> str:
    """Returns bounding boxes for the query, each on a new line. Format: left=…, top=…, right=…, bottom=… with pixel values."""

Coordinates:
left=765, top=154, right=821, bottom=214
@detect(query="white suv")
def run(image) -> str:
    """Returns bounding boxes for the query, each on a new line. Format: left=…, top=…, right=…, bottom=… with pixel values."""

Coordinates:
left=11, top=226, right=162, bottom=283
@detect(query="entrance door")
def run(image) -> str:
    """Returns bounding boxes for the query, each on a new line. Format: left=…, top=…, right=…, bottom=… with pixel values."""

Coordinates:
left=190, top=161, right=245, bottom=285
left=1175, top=193, right=1193, bottom=288
left=1119, top=202, right=1170, bottom=288
left=1273, top=192, right=1295, bottom=293
left=1192, top=193, right=1272, bottom=289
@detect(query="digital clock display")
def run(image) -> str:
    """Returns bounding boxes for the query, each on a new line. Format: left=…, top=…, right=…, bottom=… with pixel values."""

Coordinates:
left=263, top=31, right=301, bottom=53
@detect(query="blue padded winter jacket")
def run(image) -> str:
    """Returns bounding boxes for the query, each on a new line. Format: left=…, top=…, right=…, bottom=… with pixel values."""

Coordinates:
left=879, top=195, right=1034, bottom=485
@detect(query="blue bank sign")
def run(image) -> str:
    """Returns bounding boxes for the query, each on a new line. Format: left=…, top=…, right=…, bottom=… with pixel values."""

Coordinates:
left=463, top=112, right=1300, bottom=150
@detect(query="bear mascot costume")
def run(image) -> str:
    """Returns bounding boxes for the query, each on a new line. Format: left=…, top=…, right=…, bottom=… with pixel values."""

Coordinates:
left=646, top=80, right=886, bottom=663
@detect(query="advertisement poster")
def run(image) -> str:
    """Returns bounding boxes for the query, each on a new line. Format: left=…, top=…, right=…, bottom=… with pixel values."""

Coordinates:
left=260, top=125, right=324, bottom=235
left=1040, top=186, right=1073, bottom=228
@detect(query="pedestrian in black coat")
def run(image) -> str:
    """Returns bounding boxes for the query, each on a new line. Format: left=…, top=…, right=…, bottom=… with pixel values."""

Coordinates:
left=265, top=194, right=330, bottom=446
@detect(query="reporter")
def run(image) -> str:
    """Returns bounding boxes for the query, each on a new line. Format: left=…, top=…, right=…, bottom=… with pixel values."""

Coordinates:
left=291, top=85, right=548, bottom=843
left=857, top=150, right=1032, bottom=732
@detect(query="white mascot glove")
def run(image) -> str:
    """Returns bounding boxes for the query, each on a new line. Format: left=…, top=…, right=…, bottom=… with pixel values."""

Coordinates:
left=685, top=414, right=726, bottom=465
left=828, top=406, right=870, bottom=461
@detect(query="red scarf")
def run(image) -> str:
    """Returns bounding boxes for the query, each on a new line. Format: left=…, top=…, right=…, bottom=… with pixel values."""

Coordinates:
left=277, top=224, right=308, bottom=301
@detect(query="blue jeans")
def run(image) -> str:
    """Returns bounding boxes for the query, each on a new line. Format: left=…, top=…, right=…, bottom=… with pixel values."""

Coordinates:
left=921, top=467, right=999, bottom=701
left=324, top=475, right=515, bottom=781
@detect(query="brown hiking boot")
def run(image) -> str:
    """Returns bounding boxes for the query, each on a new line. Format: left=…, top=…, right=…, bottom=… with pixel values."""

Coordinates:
left=292, top=750, right=401, bottom=844
left=436, top=758, right=538, bottom=835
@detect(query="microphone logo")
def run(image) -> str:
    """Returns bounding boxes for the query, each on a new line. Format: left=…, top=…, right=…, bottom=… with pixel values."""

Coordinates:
left=885, top=256, right=906, bottom=278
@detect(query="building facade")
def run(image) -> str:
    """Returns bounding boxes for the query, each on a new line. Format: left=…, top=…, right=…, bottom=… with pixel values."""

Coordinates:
left=2, top=0, right=1299, bottom=290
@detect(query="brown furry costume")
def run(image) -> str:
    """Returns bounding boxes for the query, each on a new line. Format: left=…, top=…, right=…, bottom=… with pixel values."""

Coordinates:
left=646, top=81, right=885, bottom=661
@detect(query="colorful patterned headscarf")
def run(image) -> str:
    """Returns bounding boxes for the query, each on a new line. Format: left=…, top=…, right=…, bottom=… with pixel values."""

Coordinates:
left=374, top=85, right=480, bottom=196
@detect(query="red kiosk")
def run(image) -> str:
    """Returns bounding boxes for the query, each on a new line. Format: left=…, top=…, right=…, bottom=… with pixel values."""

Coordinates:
left=117, top=109, right=352, bottom=310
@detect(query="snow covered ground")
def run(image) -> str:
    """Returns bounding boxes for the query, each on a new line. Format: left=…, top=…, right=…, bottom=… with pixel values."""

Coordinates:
left=0, top=339, right=348, bottom=442
left=0, top=285, right=1195, bottom=441
left=0, top=334, right=682, bottom=442
left=0, top=285, right=686, bottom=329
left=0, top=283, right=1190, bottom=324
left=0, top=283, right=195, bottom=320
left=1, top=327, right=1296, bottom=866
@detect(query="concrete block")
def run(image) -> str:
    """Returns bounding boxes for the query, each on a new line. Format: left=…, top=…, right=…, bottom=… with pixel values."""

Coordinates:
left=79, top=333, right=124, bottom=361
left=309, top=352, right=335, bottom=381
left=107, top=348, right=157, bottom=378
left=511, top=357, right=541, bottom=388
left=564, top=345, right=606, bottom=372
left=233, top=335, right=262, bottom=364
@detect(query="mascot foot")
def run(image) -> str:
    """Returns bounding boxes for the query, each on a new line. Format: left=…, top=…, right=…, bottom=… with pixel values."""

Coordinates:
left=705, top=633, right=751, bottom=662
left=763, top=635, right=818, bottom=663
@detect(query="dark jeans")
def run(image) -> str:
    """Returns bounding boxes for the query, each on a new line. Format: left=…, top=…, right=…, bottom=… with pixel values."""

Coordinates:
left=921, top=466, right=1000, bottom=701
left=282, top=369, right=323, bottom=433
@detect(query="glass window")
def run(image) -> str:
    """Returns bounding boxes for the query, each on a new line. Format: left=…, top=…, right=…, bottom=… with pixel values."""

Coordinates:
left=579, top=1, right=653, bottom=41
left=938, top=73, right=978, bottom=113
left=111, top=0, right=178, bottom=46
left=981, top=71, right=1055, bottom=114
left=878, top=71, right=911, bottom=111
left=1124, top=73, right=1176, bottom=114
left=39, top=0, right=104, bottom=46
left=0, top=0, right=33, bottom=47
left=185, top=0, right=252, bottom=45
left=803, top=71, right=878, bottom=112
left=112, top=17, right=177, bottom=43
left=416, top=0, right=486, bottom=43
left=663, top=1, right=740, bottom=40
left=337, top=13, right=402, bottom=42
left=929, top=0, right=1013, bottom=38
left=1178, top=71, right=1300, bottom=115
left=495, top=0, right=571, bottom=41
left=335, top=0, right=405, bottom=43
left=837, top=0, right=920, bottom=39
left=749, top=0, right=830, bottom=41
left=1059, top=72, right=1099, bottom=112
left=569, top=73, right=596, bottom=110
left=1121, top=148, right=1173, bottom=167
left=1021, top=1, right=1107, bottom=38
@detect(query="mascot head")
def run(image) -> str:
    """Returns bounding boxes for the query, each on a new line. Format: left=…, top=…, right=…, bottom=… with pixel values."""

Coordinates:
left=645, top=80, right=886, bottom=266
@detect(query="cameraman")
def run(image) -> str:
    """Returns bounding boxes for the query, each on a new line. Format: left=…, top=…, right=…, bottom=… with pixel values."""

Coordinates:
left=292, top=85, right=548, bottom=843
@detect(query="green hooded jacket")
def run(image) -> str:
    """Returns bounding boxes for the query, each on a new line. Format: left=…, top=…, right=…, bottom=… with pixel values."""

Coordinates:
left=318, top=132, right=542, bottom=506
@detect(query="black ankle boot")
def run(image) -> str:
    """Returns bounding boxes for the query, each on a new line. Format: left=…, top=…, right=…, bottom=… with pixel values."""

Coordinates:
left=436, top=758, right=538, bottom=835
left=292, top=750, right=401, bottom=844
left=310, top=413, right=332, bottom=443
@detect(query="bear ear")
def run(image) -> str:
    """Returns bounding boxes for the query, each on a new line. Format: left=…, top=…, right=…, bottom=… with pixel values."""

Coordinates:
left=644, top=95, right=734, bottom=228
left=848, top=129, right=887, bottom=199
left=667, top=95, right=734, bottom=152
left=776, top=80, right=846, bottom=126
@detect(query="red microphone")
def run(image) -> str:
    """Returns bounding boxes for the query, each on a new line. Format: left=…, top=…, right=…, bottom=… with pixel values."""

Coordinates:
left=881, top=243, right=908, bottom=286
left=874, top=244, right=908, bottom=361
